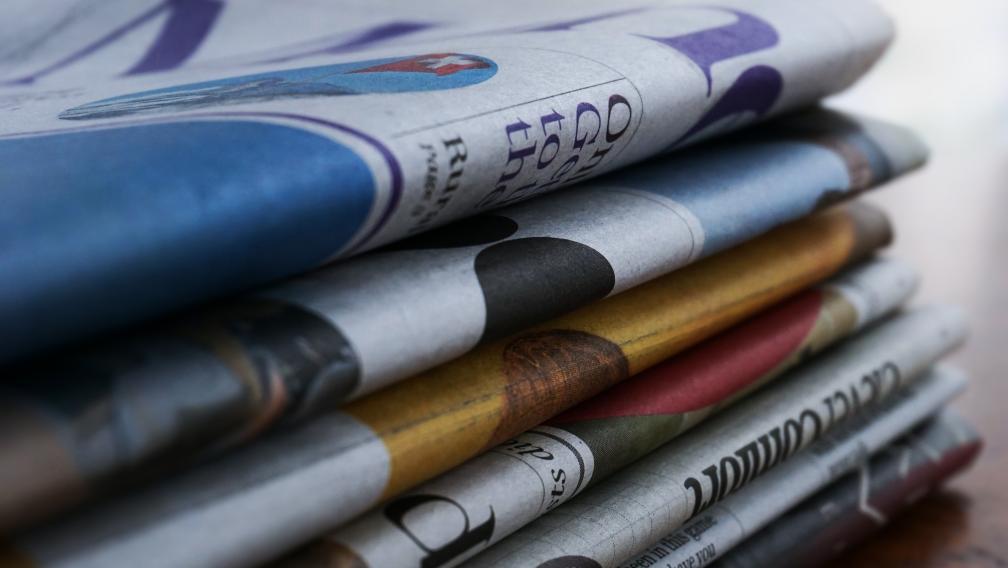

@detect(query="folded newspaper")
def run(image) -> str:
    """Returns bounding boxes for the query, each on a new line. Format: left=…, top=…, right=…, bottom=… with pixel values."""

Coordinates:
left=0, top=0, right=895, bottom=359
left=282, top=258, right=918, bottom=567
left=0, top=2, right=973, bottom=568
left=620, top=371, right=976, bottom=568
left=0, top=111, right=920, bottom=532
left=463, top=306, right=967, bottom=567
left=717, top=409, right=981, bottom=568
left=0, top=206, right=887, bottom=566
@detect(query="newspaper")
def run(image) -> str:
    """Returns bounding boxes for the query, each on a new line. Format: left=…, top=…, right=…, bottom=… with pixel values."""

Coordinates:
left=619, top=369, right=975, bottom=568
left=0, top=206, right=887, bottom=566
left=714, top=407, right=981, bottom=568
left=0, top=0, right=895, bottom=359
left=0, top=113, right=917, bottom=533
left=462, top=306, right=968, bottom=568
left=281, top=257, right=919, bottom=567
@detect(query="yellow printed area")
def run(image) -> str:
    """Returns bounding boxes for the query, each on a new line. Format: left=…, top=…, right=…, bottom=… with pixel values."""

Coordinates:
left=549, top=206, right=867, bottom=374
left=345, top=346, right=507, bottom=499
left=345, top=204, right=888, bottom=499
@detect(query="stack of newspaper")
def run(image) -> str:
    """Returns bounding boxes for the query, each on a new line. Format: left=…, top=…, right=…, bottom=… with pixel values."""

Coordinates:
left=0, top=1, right=979, bottom=567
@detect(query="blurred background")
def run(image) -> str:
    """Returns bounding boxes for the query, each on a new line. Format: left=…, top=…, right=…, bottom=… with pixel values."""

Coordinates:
left=827, top=0, right=1007, bottom=564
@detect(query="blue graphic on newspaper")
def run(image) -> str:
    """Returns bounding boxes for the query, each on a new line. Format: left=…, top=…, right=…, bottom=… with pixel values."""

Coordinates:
left=60, top=53, right=497, bottom=120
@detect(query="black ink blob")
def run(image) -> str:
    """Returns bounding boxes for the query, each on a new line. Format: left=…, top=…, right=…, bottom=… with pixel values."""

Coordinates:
left=475, top=238, right=616, bottom=342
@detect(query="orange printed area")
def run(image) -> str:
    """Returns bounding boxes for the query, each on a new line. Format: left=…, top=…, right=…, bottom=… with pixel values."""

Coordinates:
left=351, top=328, right=633, bottom=499
left=347, top=204, right=889, bottom=499
left=548, top=204, right=878, bottom=374
left=344, top=343, right=508, bottom=498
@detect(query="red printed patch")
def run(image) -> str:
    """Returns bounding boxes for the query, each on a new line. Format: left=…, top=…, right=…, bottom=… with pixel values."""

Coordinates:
left=550, top=289, right=824, bottom=423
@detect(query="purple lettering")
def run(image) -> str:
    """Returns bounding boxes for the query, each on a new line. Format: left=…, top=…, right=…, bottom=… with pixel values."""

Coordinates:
left=4, top=0, right=222, bottom=85
left=671, top=65, right=783, bottom=146
left=572, top=103, right=601, bottom=151
left=605, top=94, right=632, bottom=143
left=642, top=9, right=779, bottom=94
left=498, top=120, right=536, bottom=183
left=537, top=110, right=564, bottom=169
